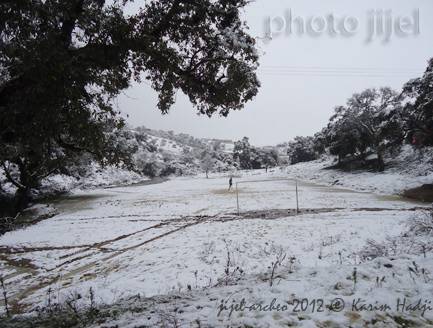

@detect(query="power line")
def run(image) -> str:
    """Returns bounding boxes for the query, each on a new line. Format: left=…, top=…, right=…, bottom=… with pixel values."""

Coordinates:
left=259, top=65, right=424, bottom=73
left=258, top=73, right=419, bottom=78
left=257, top=66, right=423, bottom=78
left=258, top=71, right=421, bottom=76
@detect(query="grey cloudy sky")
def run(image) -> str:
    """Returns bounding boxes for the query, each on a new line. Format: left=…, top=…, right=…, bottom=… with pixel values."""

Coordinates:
left=117, top=0, right=433, bottom=146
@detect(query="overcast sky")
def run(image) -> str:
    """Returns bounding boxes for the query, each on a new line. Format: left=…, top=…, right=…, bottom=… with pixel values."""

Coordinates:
left=117, top=0, right=433, bottom=146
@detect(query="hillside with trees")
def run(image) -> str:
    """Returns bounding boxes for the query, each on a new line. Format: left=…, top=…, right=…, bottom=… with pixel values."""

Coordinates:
left=0, top=126, right=283, bottom=218
left=285, top=58, right=433, bottom=173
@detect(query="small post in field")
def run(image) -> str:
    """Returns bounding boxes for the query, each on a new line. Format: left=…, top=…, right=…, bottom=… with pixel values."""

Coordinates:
left=295, top=180, right=299, bottom=215
left=236, top=183, right=240, bottom=215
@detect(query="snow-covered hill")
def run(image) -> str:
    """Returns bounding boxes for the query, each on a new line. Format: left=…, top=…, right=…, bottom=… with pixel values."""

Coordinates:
left=284, top=145, right=433, bottom=195
left=0, top=127, right=239, bottom=198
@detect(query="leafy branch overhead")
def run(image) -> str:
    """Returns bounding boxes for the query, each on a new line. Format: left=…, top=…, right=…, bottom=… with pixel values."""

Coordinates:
left=0, top=0, right=260, bottom=116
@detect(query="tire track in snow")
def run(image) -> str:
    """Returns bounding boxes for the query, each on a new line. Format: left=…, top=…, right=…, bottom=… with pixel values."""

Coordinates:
left=6, top=216, right=211, bottom=313
left=4, top=207, right=426, bottom=313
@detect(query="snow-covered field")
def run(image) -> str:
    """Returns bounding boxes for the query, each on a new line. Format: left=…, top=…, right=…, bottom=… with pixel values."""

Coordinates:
left=1, top=168, right=432, bottom=327
left=285, top=146, right=433, bottom=195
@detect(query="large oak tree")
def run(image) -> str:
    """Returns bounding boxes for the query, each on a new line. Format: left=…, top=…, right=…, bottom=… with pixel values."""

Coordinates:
left=0, top=0, right=260, bottom=210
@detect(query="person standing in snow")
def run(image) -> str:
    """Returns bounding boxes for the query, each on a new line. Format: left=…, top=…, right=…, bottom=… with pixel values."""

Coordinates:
left=228, top=177, right=233, bottom=191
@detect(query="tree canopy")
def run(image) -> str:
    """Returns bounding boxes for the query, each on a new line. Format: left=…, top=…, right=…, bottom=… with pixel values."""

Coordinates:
left=401, top=59, right=433, bottom=146
left=325, top=88, right=401, bottom=171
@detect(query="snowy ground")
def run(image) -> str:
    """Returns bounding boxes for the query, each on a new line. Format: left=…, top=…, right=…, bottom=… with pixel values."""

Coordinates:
left=285, top=146, right=433, bottom=195
left=0, top=168, right=432, bottom=327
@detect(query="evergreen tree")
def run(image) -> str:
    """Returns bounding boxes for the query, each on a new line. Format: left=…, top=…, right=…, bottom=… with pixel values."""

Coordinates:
left=287, top=136, right=318, bottom=165
left=233, top=137, right=252, bottom=169
left=325, top=88, right=401, bottom=171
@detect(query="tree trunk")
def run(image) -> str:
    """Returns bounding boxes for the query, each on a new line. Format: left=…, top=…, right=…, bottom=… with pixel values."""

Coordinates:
left=14, top=161, right=35, bottom=213
left=377, top=151, right=385, bottom=172
left=14, top=187, right=31, bottom=213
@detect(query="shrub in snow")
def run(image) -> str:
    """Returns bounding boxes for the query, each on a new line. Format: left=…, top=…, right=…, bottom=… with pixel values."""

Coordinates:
left=407, top=209, right=433, bottom=236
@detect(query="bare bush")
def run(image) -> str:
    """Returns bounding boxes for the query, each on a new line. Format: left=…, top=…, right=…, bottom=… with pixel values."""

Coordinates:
left=269, top=249, right=287, bottom=287
left=157, top=310, right=181, bottom=328
left=259, top=245, right=297, bottom=286
left=215, top=240, right=245, bottom=287
left=359, top=239, right=390, bottom=260
left=406, top=210, right=433, bottom=236
left=199, top=241, right=217, bottom=265
left=0, top=212, right=20, bottom=235
left=360, top=210, right=433, bottom=261
left=0, top=275, right=10, bottom=317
